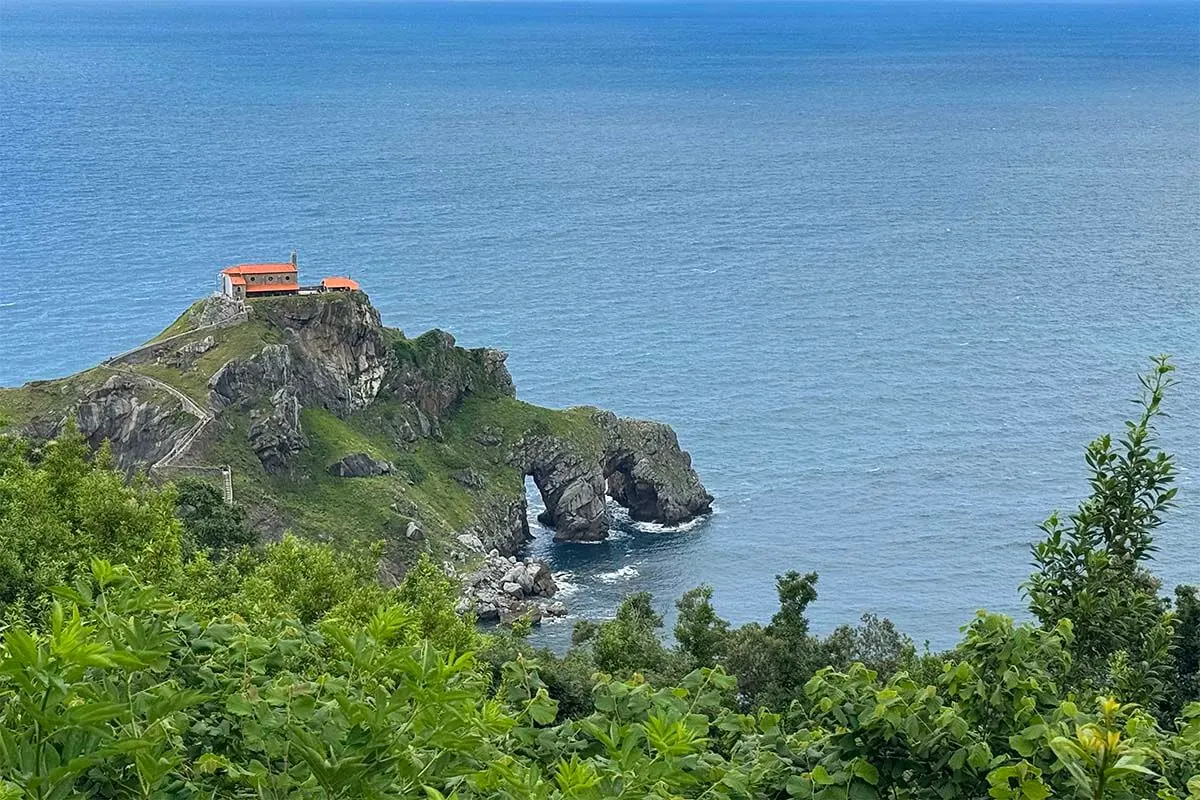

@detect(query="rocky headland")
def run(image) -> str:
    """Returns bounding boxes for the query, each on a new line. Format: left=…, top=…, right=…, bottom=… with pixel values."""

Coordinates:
left=0, top=292, right=711, bottom=619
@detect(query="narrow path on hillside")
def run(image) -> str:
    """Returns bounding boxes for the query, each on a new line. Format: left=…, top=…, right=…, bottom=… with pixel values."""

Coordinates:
left=114, top=367, right=208, bottom=418
left=99, top=365, right=215, bottom=471
left=102, top=306, right=246, bottom=368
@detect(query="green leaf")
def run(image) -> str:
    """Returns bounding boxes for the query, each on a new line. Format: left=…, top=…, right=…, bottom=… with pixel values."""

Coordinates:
left=849, top=780, right=878, bottom=800
left=1108, top=755, right=1155, bottom=777
left=225, top=695, right=253, bottom=716
left=852, top=760, right=879, bottom=786
left=528, top=688, right=558, bottom=726
left=967, top=743, right=991, bottom=771
left=4, top=629, right=39, bottom=667
left=1021, top=780, right=1050, bottom=800
left=786, top=775, right=811, bottom=796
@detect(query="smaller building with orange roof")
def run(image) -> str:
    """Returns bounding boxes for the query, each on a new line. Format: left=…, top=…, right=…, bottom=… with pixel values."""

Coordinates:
left=321, top=276, right=360, bottom=292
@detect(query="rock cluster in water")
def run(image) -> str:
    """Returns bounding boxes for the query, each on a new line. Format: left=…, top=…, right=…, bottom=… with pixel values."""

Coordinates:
left=455, top=548, right=566, bottom=625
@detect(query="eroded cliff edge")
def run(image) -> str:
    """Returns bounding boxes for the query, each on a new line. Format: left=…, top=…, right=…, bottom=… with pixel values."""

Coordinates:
left=0, top=292, right=711, bottom=577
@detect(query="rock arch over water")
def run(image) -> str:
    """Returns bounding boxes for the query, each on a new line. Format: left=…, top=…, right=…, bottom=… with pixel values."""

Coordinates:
left=512, top=410, right=713, bottom=543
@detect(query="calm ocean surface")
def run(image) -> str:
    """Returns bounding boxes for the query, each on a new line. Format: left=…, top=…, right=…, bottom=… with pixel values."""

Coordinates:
left=2, top=0, right=1198, bottom=649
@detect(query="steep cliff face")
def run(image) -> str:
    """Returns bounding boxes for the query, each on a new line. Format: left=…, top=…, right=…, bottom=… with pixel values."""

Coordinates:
left=386, top=329, right=516, bottom=444
left=513, top=435, right=611, bottom=541
left=1, top=372, right=193, bottom=476
left=73, top=375, right=193, bottom=474
left=209, top=344, right=305, bottom=473
left=458, top=494, right=532, bottom=559
left=254, top=295, right=390, bottom=416
left=209, top=343, right=295, bottom=411
left=603, top=414, right=714, bottom=525
left=0, top=291, right=711, bottom=569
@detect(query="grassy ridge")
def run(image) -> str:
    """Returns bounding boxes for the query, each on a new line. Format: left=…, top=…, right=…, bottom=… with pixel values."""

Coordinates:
left=0, top=295, right=609, bottom=563
left=0, top=370, right=110, bottom=421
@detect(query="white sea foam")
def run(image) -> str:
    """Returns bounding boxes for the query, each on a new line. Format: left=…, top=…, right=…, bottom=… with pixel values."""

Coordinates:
left=552, top=571, right=580, bottom=598
left=559, top=536, right=612, bottom=546
left=609, top=502, right=717, bottom=534
left=596, top=565, right=639, bottom=583
left=630, top=517, right=709, bottom=534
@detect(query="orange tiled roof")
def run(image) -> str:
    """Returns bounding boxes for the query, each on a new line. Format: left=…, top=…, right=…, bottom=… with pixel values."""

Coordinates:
left=321, top=276, right=360, bottom=291
left=228, top=275, right=246, bottom=286
left=222, top=262, right=297, bottom=276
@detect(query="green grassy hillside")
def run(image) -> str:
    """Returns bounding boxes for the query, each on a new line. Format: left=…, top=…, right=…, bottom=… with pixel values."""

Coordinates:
left=0, top=293, right=608, bottom=569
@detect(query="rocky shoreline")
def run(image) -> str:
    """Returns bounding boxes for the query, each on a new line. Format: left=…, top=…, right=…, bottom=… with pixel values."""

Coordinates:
left=453, top=544, right=567, bottom=625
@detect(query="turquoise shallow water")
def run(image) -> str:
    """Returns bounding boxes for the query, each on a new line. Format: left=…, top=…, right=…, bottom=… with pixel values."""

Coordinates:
left=2, top=0, right=1198, bottom=649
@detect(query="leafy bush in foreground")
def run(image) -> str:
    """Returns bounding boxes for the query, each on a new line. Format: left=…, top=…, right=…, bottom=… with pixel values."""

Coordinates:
left=0, top=358, right=1197, bottom=798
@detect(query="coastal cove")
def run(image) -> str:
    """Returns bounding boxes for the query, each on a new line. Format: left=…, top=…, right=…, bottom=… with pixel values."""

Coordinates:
left=2, top=0, right=1199, bottom=649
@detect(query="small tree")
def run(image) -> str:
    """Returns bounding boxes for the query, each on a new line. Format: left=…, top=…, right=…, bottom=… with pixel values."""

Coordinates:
left=0, top=426, right=182, bottom=626
left=174, top=478, right=255, bottom=557
left=722, top=571, right=827, bottom=711
left=1026, top=356, right=1178, bottom=711
left=578, top=592, right=672, bottom=676
left=673, top=584, right=729, bottom=669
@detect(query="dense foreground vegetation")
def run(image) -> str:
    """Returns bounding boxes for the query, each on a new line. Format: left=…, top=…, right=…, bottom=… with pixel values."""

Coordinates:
left=0, top=358, right=1197, bottom=798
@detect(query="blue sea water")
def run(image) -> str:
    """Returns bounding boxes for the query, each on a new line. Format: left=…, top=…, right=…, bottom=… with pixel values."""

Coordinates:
left=2, top=0, right=1198, bottom=650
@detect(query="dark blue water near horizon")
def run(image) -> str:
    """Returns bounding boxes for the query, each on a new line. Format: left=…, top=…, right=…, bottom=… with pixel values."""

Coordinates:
left=2, top=0, right=1198, bottom=650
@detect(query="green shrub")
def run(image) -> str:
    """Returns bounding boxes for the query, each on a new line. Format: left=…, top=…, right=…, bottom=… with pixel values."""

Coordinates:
left=0, top=428, right=182, bottom=626
left=175, top=478, right=256, bottom=557
left=393, top=454, right=428, bottom=484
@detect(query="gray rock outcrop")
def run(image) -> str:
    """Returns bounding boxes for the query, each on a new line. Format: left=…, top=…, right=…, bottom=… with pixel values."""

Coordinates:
left=513, top=436, right=609, bottom=542
left=474, top=426, right=503, bottom=447
left=209, top=344, right=294, bottom=411
left=601, top=413, right=714, bottom=524
left=387, top=329, right=514, bottom=425
left=72, top=375, right=191, bottom=474
left=247, top=388, right=306, bottom=475
left=451, top=468, right=486, bottom=490
left=508, top=410, right=711, bottom=543
left=165, top=336, right=215, bottom=369
left=209, top=345, right=305, bottom=473
left=456, top=495, right=532, bottom=557
left=328, top=452, right=393, bottom=478
left=256, top=295, right=390, bottom=416
left=194, top=294, right=243, bottom=327
left=459, top=550, right=565, bottom=625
